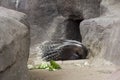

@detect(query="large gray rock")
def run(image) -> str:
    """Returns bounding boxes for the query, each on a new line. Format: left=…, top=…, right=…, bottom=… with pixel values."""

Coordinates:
left=26, top=0, right=101, bottom=46
left=23, top=0, right=58, bottom=45
left=0, top=0, right=101, bottom=45
left=56, top=0, right=101, bottom=19
left=80, top=0, right=120, bottom=65
left=0, top=0, right=27, bottom=11
left=107, top=70, right=120, bottom=80
left=0, top=0, right=102, bottom=65
left=0, top=7, right=27, bottom=23
left=0, top=7, right=30, bottom=80
left=0, top=0, right=16, bottom=9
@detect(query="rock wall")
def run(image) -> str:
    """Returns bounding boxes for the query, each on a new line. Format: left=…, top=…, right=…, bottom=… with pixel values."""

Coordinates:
left=1, top=0, right=120, bottom=66
left=0, top=0, right=101, bottom=46
left=25, top=0, right=101, bottom=45
left=0, top=7, right=30, bottom=80
left=0, top=0, right=27, bottom=11
left=80, top=0, right=120, bottom=65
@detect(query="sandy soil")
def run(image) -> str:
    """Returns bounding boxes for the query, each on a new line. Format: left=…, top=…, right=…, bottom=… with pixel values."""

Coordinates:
left=29, top=60, right=117, bottom=80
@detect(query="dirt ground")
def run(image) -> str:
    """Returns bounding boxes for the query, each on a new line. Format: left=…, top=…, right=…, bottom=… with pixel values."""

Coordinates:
left=29, top=60, right=117, bottom=80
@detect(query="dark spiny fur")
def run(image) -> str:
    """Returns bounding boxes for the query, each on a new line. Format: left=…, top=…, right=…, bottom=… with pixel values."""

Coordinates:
left=40, top=39, right=88, bottom=61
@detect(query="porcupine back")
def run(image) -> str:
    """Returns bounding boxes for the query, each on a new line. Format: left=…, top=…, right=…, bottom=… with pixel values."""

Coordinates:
left=40, top=39, right=87, bottom=61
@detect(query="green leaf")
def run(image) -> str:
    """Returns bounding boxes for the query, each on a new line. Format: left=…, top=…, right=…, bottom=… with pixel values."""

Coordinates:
left=48, top=65, right=56, bottom=71
left=39, top=62, right=49, bottom=69
left=50, top=60, right=61, bottom=69
left=31, top=60, right=62, bottom=71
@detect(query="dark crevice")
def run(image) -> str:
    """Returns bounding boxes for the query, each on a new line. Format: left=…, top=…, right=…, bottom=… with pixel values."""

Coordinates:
left=65, top=18, right=84, bottom=42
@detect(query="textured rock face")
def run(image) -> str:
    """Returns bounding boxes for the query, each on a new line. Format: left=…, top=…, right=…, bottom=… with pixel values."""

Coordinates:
left=0, top=0, right=16, bottom=9
left=107, top=70, right=120, bottom=80
left=0, top=0, right=101, bottom=43
left=3, top=0, right=120, bottom=66
left=51, top=17, right=82, bottom=42
left=80, top=0, right=120, bottom=65
left=80, top=17, right=120, bottom=65
left=26, top=0, right=101, bottom=45
left=0, top=7, right=30, bottom=80
left=0, top=0, right=27, bottom=11
left=57, top=0, right=101, bottom=19
left=25, top=0, right=58, bottom=45
left=0, top=0, right=101, bottom=45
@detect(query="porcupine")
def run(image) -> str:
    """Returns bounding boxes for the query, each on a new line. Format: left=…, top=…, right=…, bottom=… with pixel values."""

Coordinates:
left=40, top=39, right=88, bottom=61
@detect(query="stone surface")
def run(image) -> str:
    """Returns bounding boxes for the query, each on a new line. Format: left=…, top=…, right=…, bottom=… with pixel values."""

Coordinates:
left=30, top=60, right=116, bottom=80
left=25, top=0, right=58, bottom=45
left=0, top=0, right=27, bottom=11
left=0, top=0, right=101, bottom=45
left=0, top=7, right=30, bottom=80
left=80, top=0, right=120, bottom=65
left=0, top=7, right=27, bottom=22
left=11, top=0, right=100, bottom=46
left=0, top=0, right=16, bottom=9
left=28, top=15, right=83, bottom=64
left=107, top=70, right=120, bottom=80
left=56, top=0, right=101, bottom=19
left=2, top=0, right=120, bottom=67
left=51, top=17, right=82, bottom=42
left=26, top=0, right=101, bottom=46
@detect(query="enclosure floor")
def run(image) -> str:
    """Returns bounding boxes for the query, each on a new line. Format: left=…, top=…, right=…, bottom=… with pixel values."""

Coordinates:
left=29, top=60, right=116, bottom=80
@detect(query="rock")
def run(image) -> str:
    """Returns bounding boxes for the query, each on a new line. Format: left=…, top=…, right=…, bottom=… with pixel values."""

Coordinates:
left=80, top=0, right=120, bottom=65
left=0, top=7, right=27, bottom=23
left=56, top=0, right=101, bottom=19
left=0, top=0, right=101, bottom=44
left=0, top=0, right=102, bottom=65
left=25, top=0, right=58, bottom=45
left=0, top=7, right=30, bottom=80
left=0, top=0, right=16, bottom=9
left=51, top=17, right=82, bottom=42
left=107, top=70, right=120, bottom=80
left=0, top=0, right=27, bottom=11
left=0, top=0, right=101, bottom=45
left=2, top=0, right=100, bottom=46
left=25, top=0, right=101, bottom=46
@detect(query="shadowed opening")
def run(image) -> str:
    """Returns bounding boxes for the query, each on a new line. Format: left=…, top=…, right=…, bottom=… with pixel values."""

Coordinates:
left=65, top=16, right=84, bottom=42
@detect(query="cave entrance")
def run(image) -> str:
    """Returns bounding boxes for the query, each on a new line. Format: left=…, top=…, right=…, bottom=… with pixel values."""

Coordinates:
left=65, top=18, right=83, bottom=42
